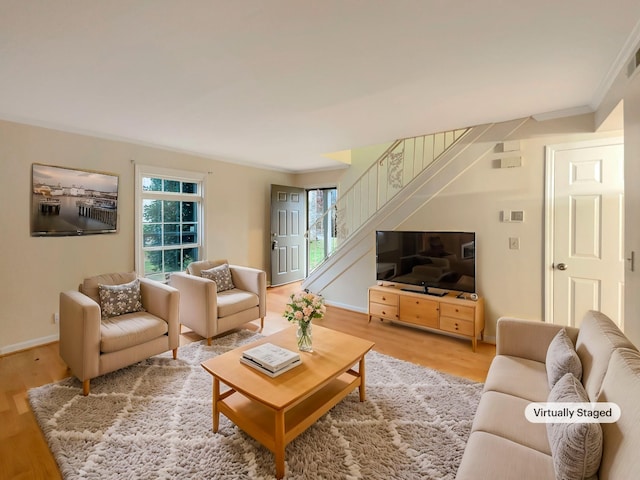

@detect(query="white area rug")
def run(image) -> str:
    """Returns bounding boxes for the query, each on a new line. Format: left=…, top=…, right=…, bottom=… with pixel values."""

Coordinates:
left=29, top=330, right=482, bottom=479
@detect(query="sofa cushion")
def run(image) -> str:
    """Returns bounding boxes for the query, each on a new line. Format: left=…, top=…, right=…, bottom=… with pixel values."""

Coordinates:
left=81, top=272, right=137, bottom=303
left=186, top=259, right=227, bottom=277
left=216, top=289, right=259, bottom=317
left=575, top=310, right=637, bottom=401
left=483, top=355, right=549, bottom=402
left=597, top=348, right=640, bottom=480
left=471, top=391, right=551, bottom=455
left=546, top=328, right=582, bottom=389
left=201, top=263, right=235, bottom=292
left=98, top=279, right=145, bottom=319
left=456, top=431, right=555, bottom=480
left=100, top=311, right=168, bottom=353
left=547, top=373, right=603, bottom=480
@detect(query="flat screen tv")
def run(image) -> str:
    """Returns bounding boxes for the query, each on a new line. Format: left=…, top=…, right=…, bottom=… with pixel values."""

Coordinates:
left=31, top=163, right=119, bottom=236
left=375, top=231, right=476, bottom=294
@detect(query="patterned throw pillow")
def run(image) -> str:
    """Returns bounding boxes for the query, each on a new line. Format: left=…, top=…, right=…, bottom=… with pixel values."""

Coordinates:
left=201, top=263, right=235, bottom=292
left=546, top=328, right=582, bottom=389
left=547, top=373, right=603, bottom=480
left=98, top=278, right=145, bottom=319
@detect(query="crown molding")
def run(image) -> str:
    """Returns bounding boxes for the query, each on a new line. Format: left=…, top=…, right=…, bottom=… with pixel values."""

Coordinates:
left=591, top=17, right=640, bottom=109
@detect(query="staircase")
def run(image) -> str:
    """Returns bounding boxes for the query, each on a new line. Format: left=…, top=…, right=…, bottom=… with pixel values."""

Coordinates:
left=306, top=128, right=470, bottom=272
left=302, top=117, right=528, bottom=300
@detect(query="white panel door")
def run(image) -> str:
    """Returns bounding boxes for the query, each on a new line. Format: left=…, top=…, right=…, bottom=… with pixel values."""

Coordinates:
left=551, top=142, right=624, bottom=328
left=270, top=185, right=306, bottom=286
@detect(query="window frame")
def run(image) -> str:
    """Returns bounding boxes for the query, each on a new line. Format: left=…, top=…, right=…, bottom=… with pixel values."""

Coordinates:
left=134, top=164, right=206, bottom=281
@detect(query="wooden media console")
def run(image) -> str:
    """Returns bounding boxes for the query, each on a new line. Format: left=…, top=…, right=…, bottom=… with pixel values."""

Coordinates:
left=368, top=284, right=485, bottom=351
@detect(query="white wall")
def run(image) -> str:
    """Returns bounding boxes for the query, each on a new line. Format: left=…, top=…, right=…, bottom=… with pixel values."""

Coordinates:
left=316, top=237, right=376, bottom=312
left=403, top=116, right=624, bottom=338
left=338, top=141, right=393, bottom=194
left=1, top=110, right=632, bottom=353
left=0, top=120, right=297, bottom=353
left=320, top=115, right=623, bottom=339
left=294, top=168, right=344, bottom=190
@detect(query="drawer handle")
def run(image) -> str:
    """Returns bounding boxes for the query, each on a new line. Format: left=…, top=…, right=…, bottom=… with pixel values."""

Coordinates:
left=382, top=296, right=386, bottom=301
left=382, top=310, right=386, bottom=315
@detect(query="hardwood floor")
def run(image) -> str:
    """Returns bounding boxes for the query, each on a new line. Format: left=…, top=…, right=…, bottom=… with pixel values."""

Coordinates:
left=0, top=282, right=495, bottom=480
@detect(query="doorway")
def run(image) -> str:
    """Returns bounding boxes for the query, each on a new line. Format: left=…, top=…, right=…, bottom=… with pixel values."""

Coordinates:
left=545, top=138, right=624, bottom=328
left=307, top=188, right=338, bottom=272
left=270, top=185, right=306, bottom=287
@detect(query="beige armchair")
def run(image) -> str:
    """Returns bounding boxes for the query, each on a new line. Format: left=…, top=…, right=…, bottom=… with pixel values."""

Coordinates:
left=59, top=272, right=180, bottom=395
left=170, top=259, right=266, bottom=345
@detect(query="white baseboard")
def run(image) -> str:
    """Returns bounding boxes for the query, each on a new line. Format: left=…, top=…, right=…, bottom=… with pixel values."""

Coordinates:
left=0, top=318, right=495, bottom=355
left=324, top=300, right=367, bottom=314
left=483, top=335, right=496, bottom=345
left=0, top=334, right=59, bottom=356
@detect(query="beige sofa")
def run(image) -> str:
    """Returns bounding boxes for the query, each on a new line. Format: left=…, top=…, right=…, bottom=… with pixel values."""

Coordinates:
left=59, top=272, right=180, bottom=395
left=169, top=259, right=266, bottom=345
left=456, top=311, right=640, bottom=479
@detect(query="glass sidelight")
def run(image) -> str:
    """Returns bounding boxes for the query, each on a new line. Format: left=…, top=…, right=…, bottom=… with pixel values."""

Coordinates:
left=307, top=188, right=337, bottom=272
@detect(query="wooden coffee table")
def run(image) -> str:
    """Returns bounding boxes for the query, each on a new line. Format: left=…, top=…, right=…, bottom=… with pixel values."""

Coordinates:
left=201, top=324, right=375, bottom=479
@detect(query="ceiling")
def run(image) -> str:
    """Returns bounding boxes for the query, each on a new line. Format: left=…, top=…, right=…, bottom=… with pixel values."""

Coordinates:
left=1, top=1, right=639, bottom=173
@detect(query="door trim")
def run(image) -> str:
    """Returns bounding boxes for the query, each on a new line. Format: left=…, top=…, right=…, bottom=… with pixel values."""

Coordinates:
left=544, top=137, right=624, bottom=324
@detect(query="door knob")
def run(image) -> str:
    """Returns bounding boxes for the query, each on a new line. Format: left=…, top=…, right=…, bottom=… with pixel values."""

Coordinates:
left=556, top=263, right=568, bottom=271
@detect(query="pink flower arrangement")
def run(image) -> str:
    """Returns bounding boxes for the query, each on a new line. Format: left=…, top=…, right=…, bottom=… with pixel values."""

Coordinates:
left=283, top=291, right=326, bottom=325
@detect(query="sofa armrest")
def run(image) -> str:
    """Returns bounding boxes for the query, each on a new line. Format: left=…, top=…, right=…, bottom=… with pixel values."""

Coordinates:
left=170, top=271, right=217, bottom=323
left=59, top=290, right=102, bottom=381
left=229, top=265, right=267, bottom=318
left=496, top=317, right=579, bottom=363
left=139, top=278, right=180, bottom=347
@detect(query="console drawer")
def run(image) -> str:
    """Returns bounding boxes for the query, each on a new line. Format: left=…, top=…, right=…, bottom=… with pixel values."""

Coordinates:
left=440, top=316, right=474, bottom=336
left=369, top=290, right=398, bottom=306
left=400, top=296, right=438, bottom=328
left=369, top=302, right=398, bottom=320
left=440, top=303, right=474, bottom=322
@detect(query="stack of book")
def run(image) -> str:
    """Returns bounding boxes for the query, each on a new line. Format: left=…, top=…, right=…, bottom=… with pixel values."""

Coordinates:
left=240, top=343, right=302, bottom=377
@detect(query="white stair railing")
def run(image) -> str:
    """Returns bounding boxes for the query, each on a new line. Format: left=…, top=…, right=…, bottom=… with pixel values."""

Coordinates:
left=307, top=127, right=470, bottom=272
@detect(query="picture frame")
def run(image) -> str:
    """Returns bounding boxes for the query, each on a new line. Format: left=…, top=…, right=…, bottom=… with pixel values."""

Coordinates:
left=31, top=163, right=119, bottom=236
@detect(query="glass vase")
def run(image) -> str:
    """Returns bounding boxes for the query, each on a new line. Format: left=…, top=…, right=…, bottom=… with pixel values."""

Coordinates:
left=296, top=321, right=313, bottom=352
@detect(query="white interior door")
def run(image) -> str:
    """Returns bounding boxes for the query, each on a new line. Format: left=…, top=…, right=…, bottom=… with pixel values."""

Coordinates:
left=270, top=185, right=307, bottom=286
left=546, top=139, right=624, bottom=328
